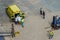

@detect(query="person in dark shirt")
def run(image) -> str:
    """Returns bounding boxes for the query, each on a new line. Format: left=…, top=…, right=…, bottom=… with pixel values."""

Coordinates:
left=40, top=8, right=43, bottom=15
left=43, top=10, right=45, bottom=19
left=11, top=23, right=15, bottom=37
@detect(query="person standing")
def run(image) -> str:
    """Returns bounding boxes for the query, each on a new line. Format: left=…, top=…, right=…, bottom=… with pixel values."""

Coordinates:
left=43, top=10, right=45, bottom=19
left=11, top=23, right=15, bottom=37
left=40, top=8, right=43, bottom=15
left=15, top=15, right=22, bottom=24
left=49, top=29, right=54, bottom=39
left=21, top=18, right=24, bottom=28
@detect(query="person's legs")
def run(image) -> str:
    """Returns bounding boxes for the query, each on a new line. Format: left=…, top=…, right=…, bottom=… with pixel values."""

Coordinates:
left=40, top=12, right=42, bottom=15
left=49, top=35, right=51, bottom=39
left=15, top=21, right=17, bottom=24
left=15, top=21, right=19, bottom=24
left=51, top=35, right=53, bottom=38
left=49, top=35, right=53, bottom=39
left=11, top=31, right=15, bottom=37
left=21, top=22, right=24, bottom=28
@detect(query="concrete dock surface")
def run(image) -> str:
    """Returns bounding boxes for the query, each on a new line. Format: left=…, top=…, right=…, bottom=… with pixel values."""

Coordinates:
left=0, top=0, right=60, bottom=40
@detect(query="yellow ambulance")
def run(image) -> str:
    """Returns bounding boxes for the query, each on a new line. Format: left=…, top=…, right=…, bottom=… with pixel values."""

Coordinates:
left=6, top=5, right=25, bottom=20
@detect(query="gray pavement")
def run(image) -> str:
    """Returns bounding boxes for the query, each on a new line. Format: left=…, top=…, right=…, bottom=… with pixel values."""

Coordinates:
left=0, top=0, right=60, bottom=40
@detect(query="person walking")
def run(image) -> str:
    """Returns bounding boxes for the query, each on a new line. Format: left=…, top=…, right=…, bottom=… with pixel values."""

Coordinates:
left=49, top=29, right=54, bottom=39
left=40, top=8, right=43, bottom=15
left=43, top=10, right=45, bottom=19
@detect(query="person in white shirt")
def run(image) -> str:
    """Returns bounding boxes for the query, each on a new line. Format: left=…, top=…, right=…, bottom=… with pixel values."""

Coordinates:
left=15, top=15, right=22, bottom=24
